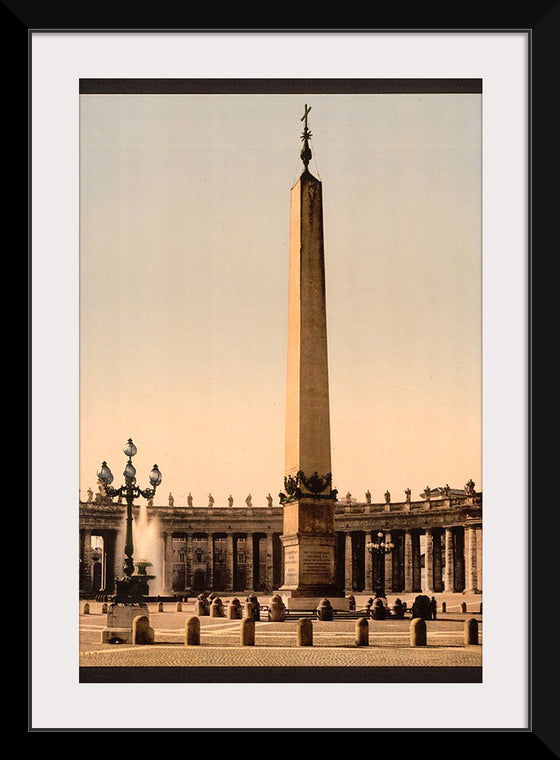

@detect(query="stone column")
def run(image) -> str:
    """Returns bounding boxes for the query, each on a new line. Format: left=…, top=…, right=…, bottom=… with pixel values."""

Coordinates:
left=245, top=533, right=253, bottom=591
left=186, top=533, right=193, bottom=589
left=404, top=530, right=414, bottom=592
left=464, top=526, right=479, bottom=592
left=80, top=529, right=93, bottom=591
left=206, top=534, right=214, bottom=591
left=365, top=533, right=373, bottom=591
left=444, top=527, right=454, bottom=592
left=433, top=530, right=443, bottom=592
left=226, top=533, right=235, bottom=591
left=424, top=528, right=434, bottom=593
left=384, top=532, right=393, bottom=593
left=454, top=528, right=466, bottom=592
left=412, top=532, right=422, bottom=591
left=265, top=533, right=274, bottom=592
left=345, top=533, right=353, bottom=592
left=163, top=532, right=174, bottom=593
left=476, top=526, right=483, bottom=591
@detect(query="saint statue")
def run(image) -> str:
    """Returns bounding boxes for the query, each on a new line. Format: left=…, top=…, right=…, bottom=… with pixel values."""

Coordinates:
left=245, top=493, right=252, bottom=508
left=365, top=490, right=371, bottom=505
left=228, top=494, right=234, bottom=508
left=187, top=492, right=193, bottom=508
left=208, top=493, right=214, bottom=507
left=266, top=493, right=273, bottom=508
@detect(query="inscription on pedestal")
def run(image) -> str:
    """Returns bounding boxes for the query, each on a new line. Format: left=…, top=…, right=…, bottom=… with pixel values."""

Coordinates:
left=303, top=548, right=331, bottom=575
left=283, top=542, right=334, bottom=587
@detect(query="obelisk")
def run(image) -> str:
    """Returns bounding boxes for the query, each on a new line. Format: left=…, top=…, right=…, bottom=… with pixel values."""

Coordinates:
left=279, top=106, right=345, bottom=608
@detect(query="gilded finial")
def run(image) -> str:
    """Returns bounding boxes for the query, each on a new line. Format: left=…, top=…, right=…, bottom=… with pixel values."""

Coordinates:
left=300, top=104, right=312, bottom=168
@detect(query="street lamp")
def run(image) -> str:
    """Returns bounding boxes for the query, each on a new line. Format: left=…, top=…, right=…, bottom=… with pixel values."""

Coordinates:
left=97, top=438, right=162, bottom=604
left=366, top=531, right=394, bottom=599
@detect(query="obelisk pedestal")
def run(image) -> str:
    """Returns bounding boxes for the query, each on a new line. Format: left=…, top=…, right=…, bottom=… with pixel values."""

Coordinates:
left=278, top=107, right=347, bottom=610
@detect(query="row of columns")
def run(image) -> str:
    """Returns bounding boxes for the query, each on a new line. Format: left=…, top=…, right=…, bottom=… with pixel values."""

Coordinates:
left=80, top=524, right=482, bottom=596
left=342, top=525, right=482, bottom=594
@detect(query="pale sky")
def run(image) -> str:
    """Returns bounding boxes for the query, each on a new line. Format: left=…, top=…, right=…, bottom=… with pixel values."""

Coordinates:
left=79, top=92, right=481, bottom=507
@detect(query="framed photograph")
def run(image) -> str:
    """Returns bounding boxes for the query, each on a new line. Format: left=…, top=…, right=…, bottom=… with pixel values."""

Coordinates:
left=30, top=27, right=535, bottom=736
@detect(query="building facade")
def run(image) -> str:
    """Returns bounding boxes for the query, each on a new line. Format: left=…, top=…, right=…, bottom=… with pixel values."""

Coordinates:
left=79, top=488, right=482, bottom=597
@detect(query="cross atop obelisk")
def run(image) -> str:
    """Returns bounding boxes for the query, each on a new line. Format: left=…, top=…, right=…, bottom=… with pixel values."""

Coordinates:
left=278, top=107, right=345, bottom=607
left=300, top=104, right=312, bottom=168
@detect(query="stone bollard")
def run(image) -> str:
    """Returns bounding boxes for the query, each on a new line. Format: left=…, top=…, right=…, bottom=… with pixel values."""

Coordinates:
left=402, top=601, right=408, bottom=612
left=176, top=601, right=182, bottom=612
left=82, top=602, right=90, bottom=615
left=296, top=618, right=313, bottom=647
left=268, top=595, right=287, bottom=622
left=412, top=594, right=432, bottom=621
left=157, top=601, right=164, bottom=612
left=244, top=595, right=260, bottom=621
left=240, top=618, right=255, bottom=646
left=441, top=601, right=446, bottom=613
left=101, top=602, right=108, bottom=614
left=185, top=616, right=201, bottom=646
left=194, top=594, right=209, bottom=616
left=373, top=599, right=387, bottom=620
left=464, top=617, right=479, bottom=645
left=461, top=602, right=467, bottom=613
left=347, top=595, right=356, bottom=611
left=355, top=617, right=369, bottom=647
left=410, top=617, right=427, bottom=647
left=132, top=615, right=154, bottom=645
left=227, top=598, right=243, bottom=620
left=316, top=599, right=334, bottom=621
left=392, top=598, right=404, bottom=619
left=210, top=597, right=225, bottom=618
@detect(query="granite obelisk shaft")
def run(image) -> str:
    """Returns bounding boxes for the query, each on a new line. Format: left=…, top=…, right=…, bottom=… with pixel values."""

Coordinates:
left=279, top=124, right=342, bottom=601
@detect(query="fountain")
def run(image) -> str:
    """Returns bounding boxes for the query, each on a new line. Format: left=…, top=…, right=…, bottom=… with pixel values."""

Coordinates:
left=133, top=500, right=163, bottom=597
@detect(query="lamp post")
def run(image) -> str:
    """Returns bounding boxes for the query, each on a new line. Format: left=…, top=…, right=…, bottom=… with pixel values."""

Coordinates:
left=97, top=438, right=162, bottom=605
left=366, top=531, right=394, bottom=599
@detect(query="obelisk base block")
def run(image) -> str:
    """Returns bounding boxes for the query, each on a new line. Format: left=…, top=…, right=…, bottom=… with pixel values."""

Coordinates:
left=278, top=498, right=346, bottom=609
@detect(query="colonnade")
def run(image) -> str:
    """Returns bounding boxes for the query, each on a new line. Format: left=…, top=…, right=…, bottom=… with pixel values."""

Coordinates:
left=338, top=525, right=482, bottom=594
left=79, top=522, right=482, bottom=596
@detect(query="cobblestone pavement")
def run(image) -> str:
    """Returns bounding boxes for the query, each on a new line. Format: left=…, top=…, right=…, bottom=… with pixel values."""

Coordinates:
left=79, top=597, right=482, bottom=669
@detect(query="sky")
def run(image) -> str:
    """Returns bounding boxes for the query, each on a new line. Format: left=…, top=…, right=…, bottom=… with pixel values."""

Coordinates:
left=79, top=91, right=481, bottom=508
